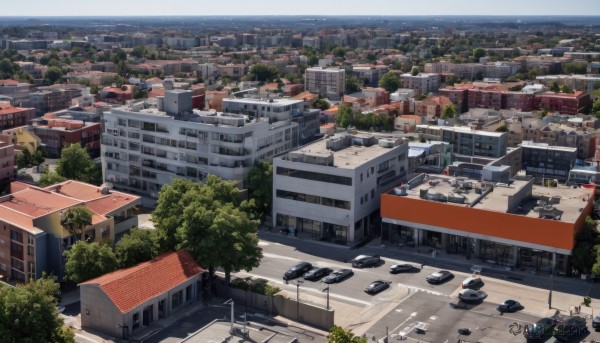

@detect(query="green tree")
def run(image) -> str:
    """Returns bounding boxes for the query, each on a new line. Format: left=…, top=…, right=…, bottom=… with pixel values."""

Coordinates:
left=16, top=148, right=32, bottom=169
left=472, top=48, right=486, bottom=59
left=60, top=206, right=92, bottom=238
left=327, top=325, right=367, bottom=343
left=345, top=76, right=360, bottom=94
left=0, top=277, right=75, bottom=343
left=444, top=75, right=461, bottom=87
left=441, top=104, right=456, bottom=119
left=410, top=66, right=419, bottom=76
left=0, top=58, right=15, bottom=79
left=56, top=144, right=101, bottom=185
left=38, top=171, right=66, bottom=187
left=32, top=146, right=45, bottom=166
left=560, top=84, right=575, bottom=94
left=246, top=63, right=279, bottom=82
left=592, top=98, right=600, bottom=116
left=246, top=162, right=273, bottom=221
left=131, top=46, right=147, bottom=59
left=571, top=216, right=600, bottom=273
left=64, top=241, right=118, bottom=283
left=312, top=98, right=331, bottom=111
left=115, top=228, right=159, bottom=268
left=45, top=66, right=63, bottom=84
left=335, top=105, right=354, bottom=128
left=378, top=72, right=401, bottom=93
left=549, top=81, right=560, bottom=92
left=563, top=63, right=587, bottom=75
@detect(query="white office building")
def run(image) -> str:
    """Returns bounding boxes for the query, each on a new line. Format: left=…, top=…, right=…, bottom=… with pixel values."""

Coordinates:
left=102, top=90, right=301, bottom=199
left=273, top=132, right=409, bottom=245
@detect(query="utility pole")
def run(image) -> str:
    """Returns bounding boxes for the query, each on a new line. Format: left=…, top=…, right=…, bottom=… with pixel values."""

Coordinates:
left=322, top=287, right=330, bottom=310
left=224, top=299, right=234, bottom=334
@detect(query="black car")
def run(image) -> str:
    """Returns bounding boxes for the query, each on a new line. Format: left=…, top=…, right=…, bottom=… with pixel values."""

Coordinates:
left=323, top=269, right=354, bottom=284
left=303, top=267, right=333, bottom=281
left=351, top=254, right=381, bottom=268
left=425, top=270, right=453, bottom=284
left=524, top=317, right=558, bottom=340
left=497, top=299, right=522, bottom=313
left=389, top=264, right=415, bottom=274
left=364, top=280, right=391, bottom=294
left=283, top=262, right=312, bottom=281
left=554, top=316, right=589, bottom=342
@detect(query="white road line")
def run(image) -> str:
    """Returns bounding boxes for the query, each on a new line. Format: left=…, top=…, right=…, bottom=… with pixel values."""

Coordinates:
left=262, top=252, right=302, bottom=261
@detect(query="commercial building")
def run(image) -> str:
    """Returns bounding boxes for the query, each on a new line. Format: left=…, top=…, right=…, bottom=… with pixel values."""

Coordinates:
left=102, top=90, right=304, bottom=199
left=80, top=249, right=206, bottom=340
left=381, top=173, right=594, bottom=274
left=273, top=132, right=409, bottom=245
left=0, top=181, right=140, bottom=283
left=521, top=141, right=577, bottom=182
left=401, top=73, right=440, bottom=95
left=304, top=67, right=346, bottom=101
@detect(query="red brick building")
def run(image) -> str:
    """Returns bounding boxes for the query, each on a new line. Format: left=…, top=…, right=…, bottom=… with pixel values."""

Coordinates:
left=0, top=103, right=36, bottom=130
left=31, top=114, right=101, bottom=158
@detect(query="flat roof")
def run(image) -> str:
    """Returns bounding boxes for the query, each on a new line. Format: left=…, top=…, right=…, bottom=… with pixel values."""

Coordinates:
left=390, top=175, right=591, bottom=224
left=223, top=97, right=304, bottom=106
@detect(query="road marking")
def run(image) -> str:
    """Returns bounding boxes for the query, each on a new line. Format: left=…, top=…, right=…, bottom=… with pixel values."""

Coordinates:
left=262, top=252, right=301, bottom=262
left=392, top=312, right=418, bottom=336
left=258, top=241, right=270, bottom=246
left=430, top=315, right=437, bottom=320
left=395, top=309, right=402, bottom=313
left=408, top=287, right=444, bottom=296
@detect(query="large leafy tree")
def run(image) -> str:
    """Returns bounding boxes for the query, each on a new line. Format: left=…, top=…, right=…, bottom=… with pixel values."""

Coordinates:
left=571, top=216, right=600, bottom=273
left=38, top=170, right=66, bottom=187
left=60, top=206, right=92, bottom=238
left=378, top=72, right=401, bottom=93
left=153, top=177, right=262, bottom=281
left=246, top=63, right=279, bottom=82
left=246, top=162, right=273, bottom=221
left=327, top=325, right=367, bottom=343
left=441, top=104, right=456, bottom=119
left=56, top=144, right=101, bottom=185
left=115, top=228, right=160, bottom=268
left=64, top=241, right=118, bottom=283
left=0, top=278, right=75, bottom=343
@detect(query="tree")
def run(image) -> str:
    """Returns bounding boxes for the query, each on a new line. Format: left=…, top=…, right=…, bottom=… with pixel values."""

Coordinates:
left=64, top=241, right=118, bottom=283
left=60, top=206, right=92, bottom=238
left=312, top=98, right=331, bottom=111
left=441, top=104, right=456, bottom=119
left=444, top=75, right=460, bottom=87
left=16, top=148, right=32, bottom=169
left=563, top=63, right=587, bottom=75
left=559, top=84, right=575, bottom=94
left=345, top=76, right=360, bottom=94
left=246, top=64, right=279, bottom=82
left=45, top=66, right=63, bottom=84
left=0, top=277, right=75, bottom=343
left=38, top=171, right=66, bottom=187
left=131, top=46, right=147, bottom=59
left=549, top=81, right=560, bottom=93
left=410, top=66, right=419, bottom=76
left=472, top=48, right=486, bottom=59
left=327, top=325, right=367, bottom=343
left=335, top=105, right=354, bottom=128
left=571, top=216, right=600, bottom=273
left=246, top=162, right=273, bottom=221
left=56, top=144, right=101, bottom=185
left=0, top=58, right=15, bottom=79
left=115, top=228, right=160, bottom=268
left=593, top=98, right=600, bottom=116
left=378, top=72, right=401, bottom=93
left=32, top=146, right=45, bottom=166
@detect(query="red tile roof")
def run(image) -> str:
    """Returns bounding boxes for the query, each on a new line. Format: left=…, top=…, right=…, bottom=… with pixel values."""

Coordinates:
left=3, top=187, right=82, bottom=218
left=81, top=250, right=205, bottom=313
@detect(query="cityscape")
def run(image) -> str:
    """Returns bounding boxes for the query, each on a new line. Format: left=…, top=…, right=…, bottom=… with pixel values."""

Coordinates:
left=0, top=2, right=600, bottom=342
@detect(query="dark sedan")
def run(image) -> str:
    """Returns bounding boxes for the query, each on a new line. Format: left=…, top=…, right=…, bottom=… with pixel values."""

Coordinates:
left=554, top=316, right=589, bottom=342
left=351, top=255, right=381, bottom=268
left=524, top=317, right=558, bottom=340
left=323, top=269, right=354, bottom=284
left=283, top=262, right=312, bottom=281
left=389, top=264, right=415, bottom=274
left=497, top=299, right=522, bottom=313
left=364, top=280, right=392, bottom=295
left=303, top=267, right=333, bottom=281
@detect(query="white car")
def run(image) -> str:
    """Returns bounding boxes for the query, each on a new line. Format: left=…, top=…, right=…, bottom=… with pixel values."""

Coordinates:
left=458, top=289, right=487, bottom=302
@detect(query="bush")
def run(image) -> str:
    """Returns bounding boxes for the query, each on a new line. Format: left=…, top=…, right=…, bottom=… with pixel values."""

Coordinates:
left=583, top=296, right=591, bottom=307
left=229, top=277, right=280, bottom=296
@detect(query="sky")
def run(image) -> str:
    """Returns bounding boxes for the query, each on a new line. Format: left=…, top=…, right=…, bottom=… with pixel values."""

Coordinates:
left=1, top=0, right=599, bottom=16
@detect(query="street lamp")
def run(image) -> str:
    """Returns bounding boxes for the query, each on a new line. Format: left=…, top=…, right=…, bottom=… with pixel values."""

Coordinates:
left=322, top=287, right=330, bottom=310
left=296, top=280, right=303, bottom=321
left=224, top=299, right=234, bottom=334
left=549, top=261, right=555, bottom=309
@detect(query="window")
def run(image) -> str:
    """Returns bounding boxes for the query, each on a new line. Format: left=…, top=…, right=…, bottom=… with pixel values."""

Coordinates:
left=186, top=285, right=192, bottom=301
left=172, top=290, right=183, bottom=309
left=133, top=313, right=140, bottom=330
left=276, top=167, right=352, bottom=186
left=10, top=230, right=22, bottom=243
left=371, top=189, right=375, bottom=199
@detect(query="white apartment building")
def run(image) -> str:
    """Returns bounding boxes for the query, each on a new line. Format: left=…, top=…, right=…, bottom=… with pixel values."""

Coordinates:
left=536, top=74, right=600, bottom=93
left=102, top=90, right=301, bottom=199
left=424, top=61, right=520, bottom=80
left=400, top=73, right=440, bottom=95
left=305, top=67, right=346, bottom=101
left=273, top=133, right=409, bottom=245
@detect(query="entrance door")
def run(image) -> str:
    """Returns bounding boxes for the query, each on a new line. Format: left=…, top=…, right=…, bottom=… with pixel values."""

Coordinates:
left=158, top=299, right=166, bottom=319
left=143, top=305, right=153, bottom=326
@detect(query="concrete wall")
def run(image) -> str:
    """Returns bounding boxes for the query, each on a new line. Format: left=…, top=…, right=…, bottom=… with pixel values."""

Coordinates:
left=80, top=284, right=123, bottom=338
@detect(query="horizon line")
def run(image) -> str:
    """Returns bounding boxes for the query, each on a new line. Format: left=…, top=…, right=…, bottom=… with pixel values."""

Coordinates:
left=0, top=14, right=599, bottom=18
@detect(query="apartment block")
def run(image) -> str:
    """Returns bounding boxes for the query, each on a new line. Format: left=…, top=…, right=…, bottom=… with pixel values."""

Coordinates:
left=273, top=132, right=409, bottom=245
left=521, top=141, right=577, bottom=182
left=352, top=65, right=390, bottom=88
left=424, top=61, right=520, bottom=80
left=30, top=86, right=83, bottom=116
left=304, top=67, right=346, bottom=101
left=0, top=134, right=14, bottom=194
left=400, top=73, right=440, bottom=95
left=30, top=113, right=102, bottom=158
left=0, top=103, right=36, bottom=130
left=0, top=181, right=140, bottom=283
left=417, top=125, right=508, bottom=159
left=102, top=90, right=303, bottom=199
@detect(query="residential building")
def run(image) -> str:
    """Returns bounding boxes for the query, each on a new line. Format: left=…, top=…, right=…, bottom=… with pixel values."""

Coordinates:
left=381, top=173, right=594, bottom=274
left=414, top=96, right=452, bottom=118
left=272, top=132, right=409, bottom=245
left=30, top=86, right=83, bottom=116
left=0, top=134, right=14, bottom=193
left=164, top=37, right=198, bottom=50
left=0, top=103, right=36, bottom=130
left=534, top=92, right=592, bottom=115
left=0, top=180, right=140, bottom=283
left=343, top=88, right=390, bottom=109
left=80, top=250, right=207, bottom=340
left=536, top=74, right=600, bottom=93
left=30, top=113, right=102, bottom=158
left=217, top=64, right=246, bottom=79
left=102, top=90, right=303, bottom=199
left=352, top=65, right=389, bottom=88
left=424, top=61, right=520, bottom=80
left=305, top=67, right=346, bottom=101
left=400, top=73, right=440, bottom=95
left=417, top=125, right=508, bottom=159
left=521, top=141, right=577, bottom=182
left=2, top=126, right=41, bottom=154
left=99, top=85, right=134, bottom=105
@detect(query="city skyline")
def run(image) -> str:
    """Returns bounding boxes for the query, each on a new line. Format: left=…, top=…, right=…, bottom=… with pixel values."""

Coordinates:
left=2, top=0, right=599, bottom=17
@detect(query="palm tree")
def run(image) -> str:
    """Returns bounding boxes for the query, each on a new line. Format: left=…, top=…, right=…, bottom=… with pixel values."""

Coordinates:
left=61, top=206, right=93, bottom=240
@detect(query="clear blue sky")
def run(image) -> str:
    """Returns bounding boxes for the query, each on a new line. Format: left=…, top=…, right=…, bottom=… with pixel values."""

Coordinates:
left=1, top=0, right=599, bottom=16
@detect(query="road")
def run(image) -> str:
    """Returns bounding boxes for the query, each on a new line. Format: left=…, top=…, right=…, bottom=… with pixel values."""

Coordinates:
left=233, top=238, right=600, bottom=342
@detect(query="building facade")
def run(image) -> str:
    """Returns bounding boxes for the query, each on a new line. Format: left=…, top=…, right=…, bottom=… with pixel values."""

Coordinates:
left=521, top=141, right=577, bottom=182
left=305, top=67, right=346, bottom=101
left=401, top=73, right=440, bottom=95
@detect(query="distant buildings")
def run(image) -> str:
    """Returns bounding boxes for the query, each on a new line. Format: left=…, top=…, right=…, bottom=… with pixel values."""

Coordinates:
left=425, top=61, right=521, bottom=81
left=401, top=73, right=440, bottom=95
left=273, top=132, right=409, bottom=245
left=30, top=112, right=102, bottom=158
left=352, top=65, right=389, bottom=88
left=0, top=103, right=36, bottom=130
left=304, top=67, right=346, bottom=101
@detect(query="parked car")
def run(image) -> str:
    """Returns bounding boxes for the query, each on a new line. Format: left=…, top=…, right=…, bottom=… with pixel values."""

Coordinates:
left=497, top=299, right=522, bottom=313
left=324, top=269, right=354, bottom=284
left=457, top=289, right=487, bottom=302
left=283, top=262, right=313, bottom=281
left=364, top=280, right=392, bottom=295
left=461, top=276, right=483, bottom=289
left=554, top=316, right=589, bottom=342
left=593, top=315, right=600, bottom=330
left=524, top=317, right=559, bottom=340
left=426, top=270, right=453, bottom=284
left=389, top=264, right=415, bottom=274
left=303, top=267, right=333, bottom=281
left=351, top=254, right=381, bottom=268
